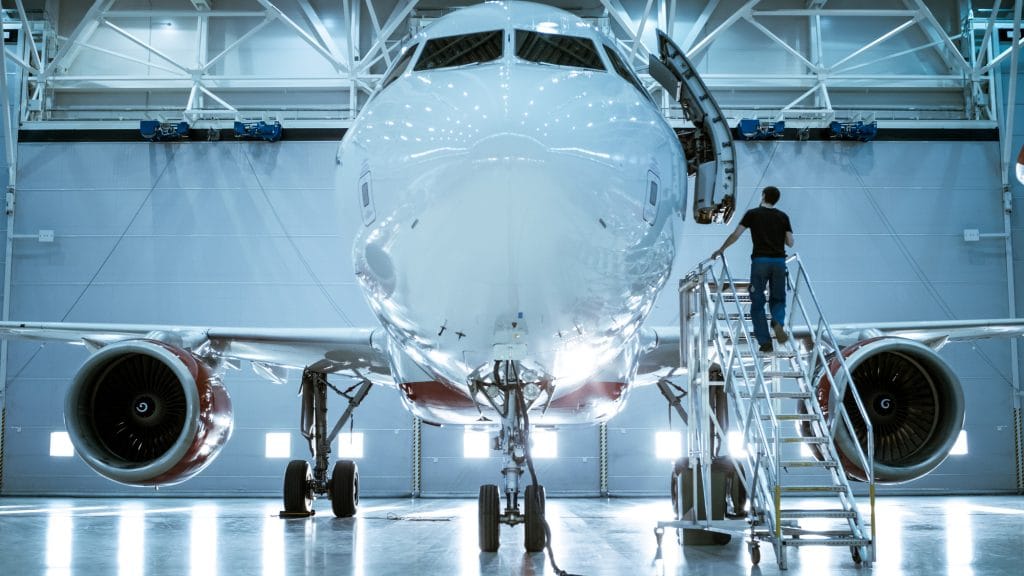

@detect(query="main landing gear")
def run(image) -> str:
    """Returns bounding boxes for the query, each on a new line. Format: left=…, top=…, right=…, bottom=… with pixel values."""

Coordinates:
left=281, top=367, right=371, bottom=518
left=469, top=361, right=549, bottom=553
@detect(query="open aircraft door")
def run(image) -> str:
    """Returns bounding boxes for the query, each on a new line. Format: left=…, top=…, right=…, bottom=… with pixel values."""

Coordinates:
left=649, top=30, right=736, bottom=225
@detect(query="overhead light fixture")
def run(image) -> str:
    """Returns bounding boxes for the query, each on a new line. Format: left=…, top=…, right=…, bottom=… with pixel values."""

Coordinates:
left=190, top=0, right=212, bottom=10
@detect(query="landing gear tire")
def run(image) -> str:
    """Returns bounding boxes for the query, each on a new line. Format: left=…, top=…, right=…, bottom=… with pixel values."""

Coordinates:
left=670, top=457, right=687, bottom=520
left=479, top=484, right=500, bottom=552
left=524, top=484, right=546, bottom=552
left=283, top=460, right=313, bottom=514
left=330, top=460, right=359, bottom=518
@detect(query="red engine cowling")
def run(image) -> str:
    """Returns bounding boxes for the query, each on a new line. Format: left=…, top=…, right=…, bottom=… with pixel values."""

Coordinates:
left=64, top=340, right=233, bottom=486
left=806, top=337, right=965, bottom=484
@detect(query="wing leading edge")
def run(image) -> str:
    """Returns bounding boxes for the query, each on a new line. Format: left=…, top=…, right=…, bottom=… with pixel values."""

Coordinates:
left=0, top=321, right=392, bottom=383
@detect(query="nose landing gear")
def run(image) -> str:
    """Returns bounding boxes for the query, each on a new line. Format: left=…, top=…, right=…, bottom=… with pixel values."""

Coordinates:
left=470, top=361, right=549, bottom=553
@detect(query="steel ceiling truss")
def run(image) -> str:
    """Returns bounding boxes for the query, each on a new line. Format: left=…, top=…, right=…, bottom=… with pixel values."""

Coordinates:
left=0, top=1, right=1018, bottom=128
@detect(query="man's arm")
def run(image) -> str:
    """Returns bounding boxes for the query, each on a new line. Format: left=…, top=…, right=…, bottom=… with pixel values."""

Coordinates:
left=711, top=225, right=747, bottom=259
left=785, top=231, right=794, bottom=247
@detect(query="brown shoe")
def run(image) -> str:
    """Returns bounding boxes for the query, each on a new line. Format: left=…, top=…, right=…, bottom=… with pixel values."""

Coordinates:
left=772, top=321, right=789, bottom=344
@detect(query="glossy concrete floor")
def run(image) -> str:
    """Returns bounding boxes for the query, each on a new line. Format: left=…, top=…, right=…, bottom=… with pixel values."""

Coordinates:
left=0, top=495, right=1021, bottom=576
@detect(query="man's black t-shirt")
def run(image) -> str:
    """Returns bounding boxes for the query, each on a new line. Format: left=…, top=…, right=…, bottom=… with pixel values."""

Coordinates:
left=739, top=206, right=792, bottom=258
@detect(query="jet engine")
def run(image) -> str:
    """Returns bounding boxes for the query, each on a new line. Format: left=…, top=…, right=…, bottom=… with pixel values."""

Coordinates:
left=805, top=337, right=964, bottom=484
left=64, top=340, right=233, bottom=486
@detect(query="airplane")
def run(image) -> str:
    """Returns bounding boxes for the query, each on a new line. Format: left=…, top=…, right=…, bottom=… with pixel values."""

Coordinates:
left=1, top=0, right=1022, bottom=557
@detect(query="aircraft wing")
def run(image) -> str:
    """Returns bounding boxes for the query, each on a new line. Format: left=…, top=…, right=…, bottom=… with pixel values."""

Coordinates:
left=638, top=318, right=1024, bottom=377
left=0, top=321, right=392, bottom=383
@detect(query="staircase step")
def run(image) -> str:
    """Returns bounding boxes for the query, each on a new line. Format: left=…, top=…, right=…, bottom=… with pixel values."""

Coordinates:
left=764, top=414, right=818, bottom=421
left=739, top=391, right=812, bottom=400
left=780, top=485, right=848, bottom=494
left=767, top=436, right=830, bottom=444
left=784, top=537, right=871, bottom=548
left=781, top=460, right=838, bottom=468
left=736, top=370, right=804, bottom=379
left=736, top=350, right=798, bottom=358
left=780, top=508, right=858, bottom=519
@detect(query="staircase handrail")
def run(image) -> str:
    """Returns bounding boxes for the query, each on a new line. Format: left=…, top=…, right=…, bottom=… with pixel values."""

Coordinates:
left=783, top=253, right=875, bottom=489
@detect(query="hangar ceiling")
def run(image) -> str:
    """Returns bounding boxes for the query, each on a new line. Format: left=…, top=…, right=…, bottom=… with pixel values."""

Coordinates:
left=0, top=0, right=1018, bottom=130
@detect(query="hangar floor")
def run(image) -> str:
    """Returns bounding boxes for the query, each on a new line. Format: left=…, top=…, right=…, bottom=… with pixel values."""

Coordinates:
left=0, top=495, right=1020, bottom=575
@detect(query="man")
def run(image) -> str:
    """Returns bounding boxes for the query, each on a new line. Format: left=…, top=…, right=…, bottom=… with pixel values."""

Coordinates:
left=711, top=186, right=794, bottom=353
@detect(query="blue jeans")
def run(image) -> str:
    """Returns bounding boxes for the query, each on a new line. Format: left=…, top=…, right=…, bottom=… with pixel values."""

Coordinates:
left=750, top=258, right=788, bottom=346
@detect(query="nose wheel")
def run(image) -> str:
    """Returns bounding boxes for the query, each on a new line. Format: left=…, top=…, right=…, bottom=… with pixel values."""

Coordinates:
left=523, top=484, right=547, bottom=552
left=476, top=482, right=547, bottom=552
left=479, top=484, right=501, bottom=551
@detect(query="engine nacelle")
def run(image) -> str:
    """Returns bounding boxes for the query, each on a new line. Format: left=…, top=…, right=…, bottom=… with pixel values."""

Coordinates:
left=808, top=337, right=965, bottom=484
left=64, top=340, right=233, bottom=486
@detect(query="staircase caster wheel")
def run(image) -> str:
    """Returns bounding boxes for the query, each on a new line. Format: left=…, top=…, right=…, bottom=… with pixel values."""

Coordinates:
left=478, top=484, right=500, bottom=552
left=283, top=460, right=313, bottom=514
left=329, top=460, right=359, bottom=518
left=851, top=546, right=862, bottom=564
left=749, top=543, right=761, bottom=566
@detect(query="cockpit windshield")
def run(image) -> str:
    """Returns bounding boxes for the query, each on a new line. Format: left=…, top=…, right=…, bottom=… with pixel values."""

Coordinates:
left=381, top=45, right=418, bottom=89
left=515, top=30, right=605, bottom=70
left=413, top=30, right=504, bottom=71
left=603, top=45, right=652, bottom=101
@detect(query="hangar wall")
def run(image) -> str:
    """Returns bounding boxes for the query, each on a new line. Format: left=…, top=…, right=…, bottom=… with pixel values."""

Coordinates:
left=0, top=137, right=1018, bottom=497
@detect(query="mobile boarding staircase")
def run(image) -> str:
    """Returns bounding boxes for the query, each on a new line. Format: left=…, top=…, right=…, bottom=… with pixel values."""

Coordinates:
left=654, top=254, right=877, bottom=569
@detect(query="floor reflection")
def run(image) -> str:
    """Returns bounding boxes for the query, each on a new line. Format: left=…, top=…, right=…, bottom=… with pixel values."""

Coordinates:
left=945, top=500, right=975, bottom=576
left=2, top=495, right=1021, bottom=576
left=190, top=504, right=218, bottom=576
left=45, top=505, right=73, bottom=576
left=261, top=512, right=284, bottom=576
left=117, top=503, right=145, bottom=576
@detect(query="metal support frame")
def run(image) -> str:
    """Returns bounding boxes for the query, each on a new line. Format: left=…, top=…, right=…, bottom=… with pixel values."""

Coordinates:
left=599, top=423, right=609, bottom=496
left=994, top=0, right=1024, bottom=491
left=0, top=1, right=996, bottom=128
left=412, top=416, right=422, bottom=497
left=681, top=0, right=985, bottom=122
left=0, top=14, right=24, bottom=497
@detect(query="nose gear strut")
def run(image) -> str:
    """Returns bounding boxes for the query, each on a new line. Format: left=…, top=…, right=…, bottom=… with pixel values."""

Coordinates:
left=470, top=361, right=580, bottom=576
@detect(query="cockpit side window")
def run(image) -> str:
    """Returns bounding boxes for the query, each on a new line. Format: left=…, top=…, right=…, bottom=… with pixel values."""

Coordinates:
left=515, top=30, right=605, bottom=70
left=381, top=44, right=418, bottom=89
left=413, top=30, right=504, bottom=71
left=603, top=45, right=652, bottom=101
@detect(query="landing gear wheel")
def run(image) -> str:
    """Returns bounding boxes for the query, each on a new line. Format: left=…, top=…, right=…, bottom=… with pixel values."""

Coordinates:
left=283, top=460, right=313, bottom=514
left=669, top=457, right=687, bottom=520
left=524, top=484, right=546, bottom=552
left=749, top=543, right=761, bottom=566
left=725, top=463, right=748, bottom=519
left=329, top=460, right=359, bottom=518
left=479, top=484, right=500, bottom=552
left=851, top=546, right=863, bottom=564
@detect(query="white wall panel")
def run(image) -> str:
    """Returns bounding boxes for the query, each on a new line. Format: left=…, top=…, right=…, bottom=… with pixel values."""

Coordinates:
left=1, top=138, right=1018, bottom=500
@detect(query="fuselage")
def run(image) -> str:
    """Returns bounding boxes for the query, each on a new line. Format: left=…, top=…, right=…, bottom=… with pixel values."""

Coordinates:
left=336, top=1, right=685, bottom=424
